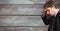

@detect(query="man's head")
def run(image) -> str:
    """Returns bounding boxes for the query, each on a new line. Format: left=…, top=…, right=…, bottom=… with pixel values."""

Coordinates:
left=43, top=0, right=58, bottom=16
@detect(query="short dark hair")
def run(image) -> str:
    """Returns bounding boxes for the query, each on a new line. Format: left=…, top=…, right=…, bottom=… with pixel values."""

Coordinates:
left=43, top=0, right=57, bottom=9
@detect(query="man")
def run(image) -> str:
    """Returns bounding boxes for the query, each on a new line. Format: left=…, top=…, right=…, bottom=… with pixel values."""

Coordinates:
left=41, top=0, right=60, bottom=31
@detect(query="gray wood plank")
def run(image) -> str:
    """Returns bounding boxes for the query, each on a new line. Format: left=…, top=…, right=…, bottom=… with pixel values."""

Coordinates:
left=0, top=4, right=43, bottom=15
left=0, top=0, right=48, bottom=4
left=0, top=26, right=48, bottom=31
left=0, top=16, right=45, bottom=26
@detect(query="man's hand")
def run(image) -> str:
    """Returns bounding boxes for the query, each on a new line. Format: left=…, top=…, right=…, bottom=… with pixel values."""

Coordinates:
left=42, top=9, right=50, bottom=16
left=42, top=9, right=47, bottom=16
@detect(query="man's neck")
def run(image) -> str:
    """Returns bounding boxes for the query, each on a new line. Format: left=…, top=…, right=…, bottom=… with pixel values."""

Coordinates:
left=55, top=9, right=59, bottom=16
